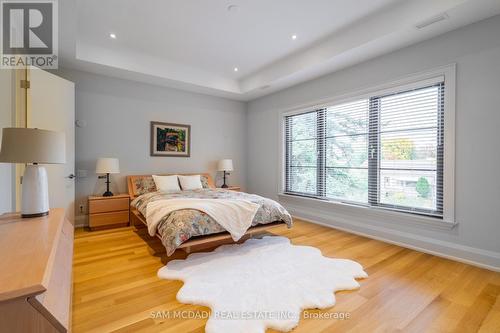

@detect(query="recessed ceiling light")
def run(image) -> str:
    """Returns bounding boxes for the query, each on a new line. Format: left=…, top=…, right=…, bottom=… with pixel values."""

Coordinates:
left=234, top=67, right=239, bottom=72
left=109, top=33, right=117, bottom=39
left=291, top=34, right=297, bottom=40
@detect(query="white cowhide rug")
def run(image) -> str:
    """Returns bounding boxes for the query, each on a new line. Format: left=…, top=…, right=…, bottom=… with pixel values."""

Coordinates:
left=158, top=236, right=367, bottom=333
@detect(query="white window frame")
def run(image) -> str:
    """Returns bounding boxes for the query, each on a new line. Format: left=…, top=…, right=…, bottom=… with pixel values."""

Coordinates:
left=278, top=64, right=456, bottom=224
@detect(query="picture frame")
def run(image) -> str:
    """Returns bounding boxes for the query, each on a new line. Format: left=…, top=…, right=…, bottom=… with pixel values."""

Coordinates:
left=150, top=121, right=191, bottom=157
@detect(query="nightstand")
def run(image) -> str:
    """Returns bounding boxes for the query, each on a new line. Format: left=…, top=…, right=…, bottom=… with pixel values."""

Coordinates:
left=88, top=194, right=130, bottom=230
left=224, top=186, right=241, bottom=191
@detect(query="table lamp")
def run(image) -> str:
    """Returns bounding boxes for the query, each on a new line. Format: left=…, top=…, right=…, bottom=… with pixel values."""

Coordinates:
left=0, top=128, right=66, bottom=218
left=96, top=158, right=120, bottom=196
left=217, top=159, right=233, bottom=188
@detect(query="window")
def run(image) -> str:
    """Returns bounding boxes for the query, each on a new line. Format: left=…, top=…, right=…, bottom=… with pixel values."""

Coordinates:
left=284, top=79, right=446, bottom=218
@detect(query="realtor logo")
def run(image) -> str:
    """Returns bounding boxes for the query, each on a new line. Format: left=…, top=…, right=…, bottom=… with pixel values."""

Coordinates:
left=1, top=0, right=58, bottom=69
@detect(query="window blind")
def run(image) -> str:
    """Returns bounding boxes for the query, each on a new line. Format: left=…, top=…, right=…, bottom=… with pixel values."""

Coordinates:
left=373, top=83, right=444, bottom=216
left=285, top=110, right=320, bottom=196
left=284, top=81, right=445, bottom=218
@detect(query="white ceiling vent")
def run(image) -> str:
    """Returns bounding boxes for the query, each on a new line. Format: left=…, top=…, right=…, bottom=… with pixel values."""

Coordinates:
left=416, top=13, right=449, bottom=29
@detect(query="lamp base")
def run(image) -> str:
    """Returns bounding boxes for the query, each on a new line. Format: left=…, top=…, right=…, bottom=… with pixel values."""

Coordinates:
left=221, top=170, right=229, bottom=188
left=21, top=165, right=50, bottom=218
left=22, top=211, right=49, bottom=218
left=102, top=191, right=114, bottom=197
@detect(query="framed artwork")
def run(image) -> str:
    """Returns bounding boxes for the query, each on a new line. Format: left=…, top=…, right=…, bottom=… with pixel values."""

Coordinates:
left=150, top=121, right=191, bottom=157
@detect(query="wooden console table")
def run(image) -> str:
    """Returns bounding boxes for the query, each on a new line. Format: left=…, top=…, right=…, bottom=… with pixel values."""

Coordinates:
left=0, top=208, right=73, bottom=332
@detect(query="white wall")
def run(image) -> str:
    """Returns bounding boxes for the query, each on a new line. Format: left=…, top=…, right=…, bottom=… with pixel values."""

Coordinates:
left=55, top=69, right=247, bottom=226
left=0, top=70, right=14, bottom=214
left=246, top=16, right=500, bottom=269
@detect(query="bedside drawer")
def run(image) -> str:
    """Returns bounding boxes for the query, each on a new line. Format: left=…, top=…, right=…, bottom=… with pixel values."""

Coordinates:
left=89, top=197, right=129, bottom=214
left=89, top=211, right=129, bottom=228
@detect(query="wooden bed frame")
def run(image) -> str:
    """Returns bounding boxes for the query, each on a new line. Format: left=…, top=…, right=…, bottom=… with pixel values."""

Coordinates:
left=126, top=173, right=286, bottom=253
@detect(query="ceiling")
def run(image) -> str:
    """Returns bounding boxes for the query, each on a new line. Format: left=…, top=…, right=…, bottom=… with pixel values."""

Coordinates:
left=60, top=0, right=500, bottom=101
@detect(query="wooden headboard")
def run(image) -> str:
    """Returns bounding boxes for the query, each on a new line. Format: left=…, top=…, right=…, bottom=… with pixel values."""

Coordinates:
left=127, top=173, right=216, bottom=199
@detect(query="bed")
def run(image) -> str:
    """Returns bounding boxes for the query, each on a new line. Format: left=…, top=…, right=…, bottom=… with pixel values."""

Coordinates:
left=127, top=173, right=292, bottom=255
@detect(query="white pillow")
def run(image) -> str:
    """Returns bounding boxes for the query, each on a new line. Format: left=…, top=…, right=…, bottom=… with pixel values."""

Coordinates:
left=152, top=175, right=181, bottom=193
left=178, top=175, right=203, bottom=190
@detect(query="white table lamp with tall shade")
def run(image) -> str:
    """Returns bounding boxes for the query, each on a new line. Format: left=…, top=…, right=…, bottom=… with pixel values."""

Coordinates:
left=0, top=128, right=66, bottom=218
left=96, top=158, right=120, bottom=196
left=217, top=159, right=233, bottom=188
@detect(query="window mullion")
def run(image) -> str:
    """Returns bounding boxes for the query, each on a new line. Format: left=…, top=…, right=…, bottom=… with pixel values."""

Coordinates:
left=368, top=97, right=380, bottom=206
left=317, top=109, right=326, bottom=198
left=284, top=116, right=292, bottom=193
left=436, top=82, right=445, bottom=215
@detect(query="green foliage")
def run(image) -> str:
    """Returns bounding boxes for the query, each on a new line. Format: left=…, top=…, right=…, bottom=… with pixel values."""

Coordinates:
left=327, top=169, right=368, bottom=201
left=393, top=192, right=407, bottom=201
left=416, top=177, right=430, bottom=198
left=177, top=129, right=186, bottom=142
left=289, top=108, right=369, bottom=199
left=382, top=138, right=415, bottom=160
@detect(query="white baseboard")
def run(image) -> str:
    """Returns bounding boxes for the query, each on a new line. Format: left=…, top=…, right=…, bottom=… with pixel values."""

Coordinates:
left=287, top=205, right=500, bottom=272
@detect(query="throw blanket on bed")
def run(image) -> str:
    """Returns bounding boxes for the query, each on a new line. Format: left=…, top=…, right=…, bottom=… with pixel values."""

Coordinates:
left=131, top=189, right=292, bottom=255
left=146, top=199, right=260, bottom=241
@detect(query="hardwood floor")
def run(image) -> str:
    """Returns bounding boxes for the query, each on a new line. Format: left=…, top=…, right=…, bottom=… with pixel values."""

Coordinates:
left=72, top=219, right=500, bottom=333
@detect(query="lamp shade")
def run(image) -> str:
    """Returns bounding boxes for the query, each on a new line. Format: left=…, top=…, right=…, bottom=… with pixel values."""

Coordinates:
left=96, top=158, right=120, bottom=174
left=0, top=128, right=66, bottom=164
left=217, top=159, right=234, bottom=171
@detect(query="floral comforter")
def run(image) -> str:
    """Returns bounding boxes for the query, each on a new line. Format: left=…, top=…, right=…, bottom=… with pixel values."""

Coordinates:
left=131, top=189, right=292, bottom=255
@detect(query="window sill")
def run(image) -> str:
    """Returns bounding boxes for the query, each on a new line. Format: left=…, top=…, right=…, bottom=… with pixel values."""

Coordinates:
left=278, top=193, right=458, bottom=231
